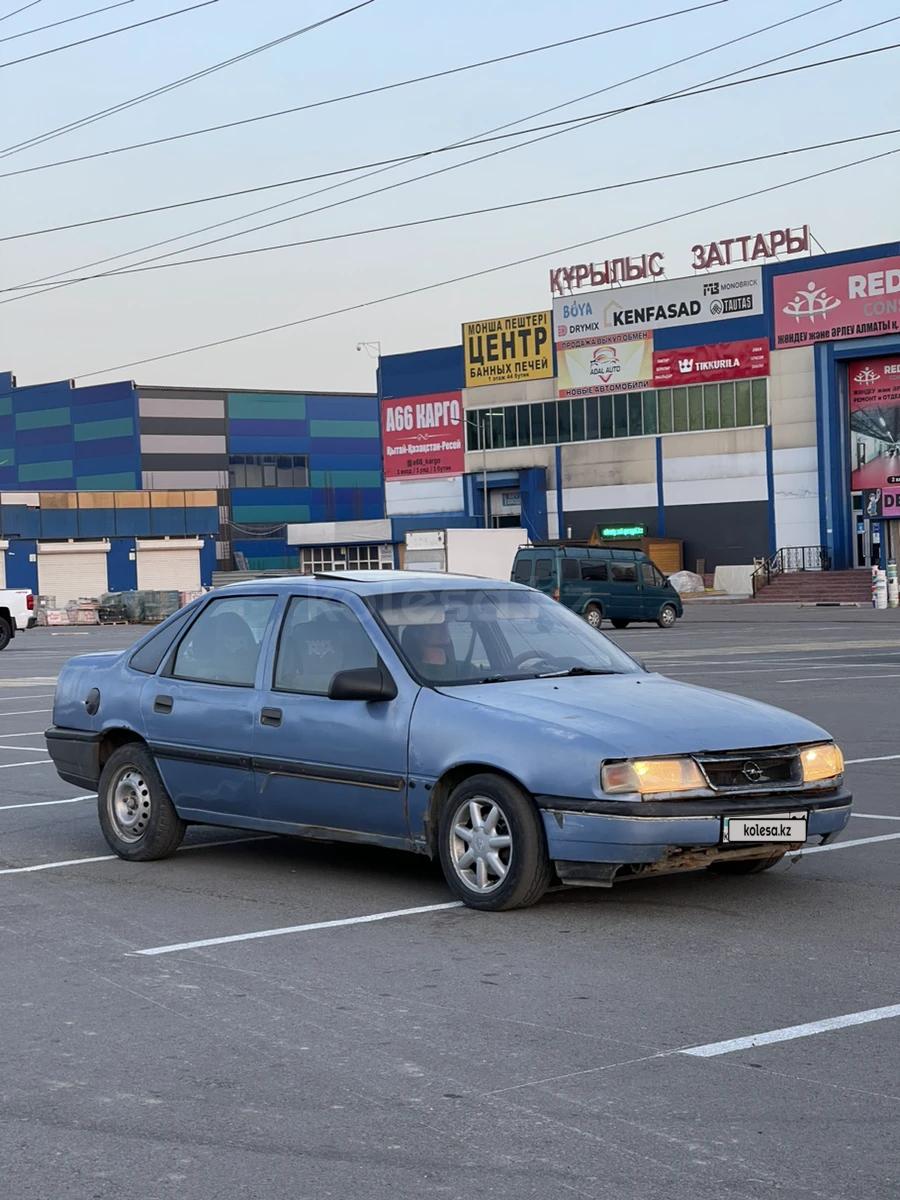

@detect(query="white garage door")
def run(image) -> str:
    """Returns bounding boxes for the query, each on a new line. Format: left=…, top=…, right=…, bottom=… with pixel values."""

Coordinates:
left=136, top=539, right=202, bottom=592
left=38, top=543, right=110, bottom=605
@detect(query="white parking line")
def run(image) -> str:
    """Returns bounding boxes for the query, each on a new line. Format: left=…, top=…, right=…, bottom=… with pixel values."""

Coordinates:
left=846, top=754, right=900, bottom=764
left=851, top=813, right=900, bottom=821
left=680, top=1003, right=900, bottom=1057
left=131, top=901, right=465, bottom=956
left=0, top=694, right=56, bottom=703
left=798, top=832, right=900, bottom=854
left=0, top=793, right=94, bottom=812
left=0, top=835, right=273, bottom=876
left=0, top=679, right=57, bottom=687
left=0, top=758, right=52, bottom=769
left=0, top=744, right=47, bottom=753
left=0, top=708, right=52, bottom=716
left=0, top=731, right=46, bottom=738
left=776, top=673, right=900, bottom=684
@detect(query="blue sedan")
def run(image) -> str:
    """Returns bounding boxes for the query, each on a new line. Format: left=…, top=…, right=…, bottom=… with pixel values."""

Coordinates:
left=46, top=573, right=851, bottom=910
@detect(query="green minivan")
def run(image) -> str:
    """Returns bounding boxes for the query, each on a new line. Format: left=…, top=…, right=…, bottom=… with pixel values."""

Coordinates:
left=511, top=544, right=683, bottom=629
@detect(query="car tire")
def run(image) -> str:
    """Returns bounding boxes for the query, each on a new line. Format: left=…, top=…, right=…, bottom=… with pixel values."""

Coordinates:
left=0, top=616, right=11, bottom=651
left=584, top=603, right=603, bottom=630
left=611, top=619, right=630, bottom=629
left=657, top=603, right=677, bottom=629
left=709, top=853, right=784, bottom=876
left=97, top=743, right=186, bottom=861
left=438, top=773, right=552, bottom=911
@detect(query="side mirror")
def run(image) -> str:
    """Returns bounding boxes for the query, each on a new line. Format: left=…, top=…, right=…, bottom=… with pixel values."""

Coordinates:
left=328, top=665, right=398, bottom=702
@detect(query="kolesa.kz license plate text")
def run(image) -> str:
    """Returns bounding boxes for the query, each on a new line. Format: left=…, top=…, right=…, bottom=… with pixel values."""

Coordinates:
left=722, top=813, right=807, bottom=843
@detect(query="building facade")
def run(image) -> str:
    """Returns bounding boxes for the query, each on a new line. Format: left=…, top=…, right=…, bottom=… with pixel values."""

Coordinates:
left=378, top=239, right=900, bottom=575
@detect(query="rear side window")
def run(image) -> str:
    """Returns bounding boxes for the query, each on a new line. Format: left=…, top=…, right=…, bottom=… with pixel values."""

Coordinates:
left=561, top=558, right=580, bottom=581
left=581, top=561, right=608, bottom=582
left=512, top=557, right=532, bottom=584
left=534, top=558, right=553, bottom=581
left=171, top=596, right=276, bottom=686
left=611, top=563, right=637, bottom=583
left=129, top=608, right=195, bottom=675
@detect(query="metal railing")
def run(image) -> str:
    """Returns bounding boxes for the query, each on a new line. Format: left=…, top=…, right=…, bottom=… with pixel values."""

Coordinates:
left=751, top=546, right=830, bottom=596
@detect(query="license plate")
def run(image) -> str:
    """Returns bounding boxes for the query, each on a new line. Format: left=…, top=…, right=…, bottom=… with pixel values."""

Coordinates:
left=721, top=812, right=807, bottom=844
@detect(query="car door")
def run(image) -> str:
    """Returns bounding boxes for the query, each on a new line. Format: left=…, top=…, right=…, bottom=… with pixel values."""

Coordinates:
left=252, top=592, right=415, bottom=843
left=640, top=560, right=672, bottom=619
left=140, top=593, right=278, bottom=822
left=608, top=558, right=640, bottom=620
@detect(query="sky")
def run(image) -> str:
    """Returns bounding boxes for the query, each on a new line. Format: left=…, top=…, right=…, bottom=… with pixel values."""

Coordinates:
left=0, top=0, right=898, bottom=395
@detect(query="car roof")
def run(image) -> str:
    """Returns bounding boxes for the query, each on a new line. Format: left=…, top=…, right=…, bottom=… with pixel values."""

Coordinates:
left=214, top=571, right=524, bottom=597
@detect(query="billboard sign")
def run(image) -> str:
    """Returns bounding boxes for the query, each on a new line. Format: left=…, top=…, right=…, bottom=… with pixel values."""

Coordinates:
left=463, top=310, right=552, bottom=388
left=382, top=392, right=464, bottom=480
left=557, top=332, right=653, bottom=399
left=653, top=338, right=770, bottom=386
left=774, top=255, right=900, bottom=348
left=553, top=267, right=762, bottom=345
left=848, top=356, right=900, bottom=494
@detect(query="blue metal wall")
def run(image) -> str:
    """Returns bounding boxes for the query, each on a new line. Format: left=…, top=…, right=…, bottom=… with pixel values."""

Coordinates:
left=0, top=375, right=141, bottom=491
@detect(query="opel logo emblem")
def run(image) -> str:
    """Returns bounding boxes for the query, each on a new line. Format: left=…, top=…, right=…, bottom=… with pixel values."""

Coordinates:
left=742, top=760, right=763, bottom=783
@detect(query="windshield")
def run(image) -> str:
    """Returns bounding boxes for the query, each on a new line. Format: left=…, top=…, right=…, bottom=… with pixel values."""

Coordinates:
left=370, top=588, right=642, bottom=685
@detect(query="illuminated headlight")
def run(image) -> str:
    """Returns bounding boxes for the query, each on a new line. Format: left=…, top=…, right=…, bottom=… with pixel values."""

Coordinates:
left=601, top=758, right=707, bottom=796
left=800, top=743, right=844, bottom=783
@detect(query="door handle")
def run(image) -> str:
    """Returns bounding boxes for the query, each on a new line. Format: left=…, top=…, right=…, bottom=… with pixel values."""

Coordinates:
left=154, top=695, right=174, bottom=714
left=260, top=707, right=283, bottom=727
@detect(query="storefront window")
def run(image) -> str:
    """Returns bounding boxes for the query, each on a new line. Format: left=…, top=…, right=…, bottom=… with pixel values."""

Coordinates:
left=557, top=399, right=572, bottom=443
left=719, top=382, right=735, bottom=428
left=530, top=403, right=545, bottom=445
left=672, top=388, right=688, bottom=432
left=543, top=401, right=558, bottom=444
left=466, top=410, right=481, bottom=451
left=657, top=389, right=673, bottom=433
left=751, top=378, right=768, bottom=425
left=642, top=392, right=658, bottom=435
left=627, top=392, right=643, bottom=437
left=599, top=395, right=614, bottom=439
left=518, top=406, right=531, bottom=446
left=688, top=386, right=704, bottom=431
left=585, top=396, right=599, bottom=440
left=703, top=385, right=720, bottom=429
left=504, top=406, right=518, bottom=448
left=613, top=394, right=629, bottom=438
left=735, top=380, right=752, bottom=426
left=571, top=397, right=586, bottom=442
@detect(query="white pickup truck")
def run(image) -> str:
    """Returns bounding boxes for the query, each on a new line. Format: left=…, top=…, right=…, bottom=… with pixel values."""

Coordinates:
left=0, top=589, right=34, bottom=650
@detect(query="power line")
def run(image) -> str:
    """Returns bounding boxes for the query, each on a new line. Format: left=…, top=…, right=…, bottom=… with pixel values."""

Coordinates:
left=75, top=143, right=900, bottom=381
left=4, top=2, right=860, bottom=298
left=0, top=0, right=376, bottom=159
left=0, top=0, right=733, bottom=179
left=0, top=0, right=222, bottom=71
left=0, top=1, right=136, bottom=46
left=0, top=2, right=44, bottom=22
left=3, top=87, right=897, bottom=254
left=4, top=127, right=895, bottom=293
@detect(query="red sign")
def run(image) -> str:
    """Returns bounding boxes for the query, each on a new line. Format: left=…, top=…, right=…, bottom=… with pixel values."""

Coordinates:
left=774, top=255, right=900, bottom=348
left=382, top=391, right=464, bottom=481
left=652, top=339, right=770, bottom=387
left=691, top=226, right=808, bottom=271
left=849, top=356, right=900, bottom=412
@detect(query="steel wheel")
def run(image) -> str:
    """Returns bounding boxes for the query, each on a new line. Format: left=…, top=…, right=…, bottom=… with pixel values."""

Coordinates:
left=658, top=603, right=677, bottom=628
left=108, top=767, right=152, bottom=843
left=448, top=796, right=513, bottom=894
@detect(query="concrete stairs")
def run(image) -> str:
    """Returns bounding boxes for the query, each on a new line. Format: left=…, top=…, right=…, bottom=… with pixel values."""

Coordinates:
left=753, top=568, right=872, bottom=604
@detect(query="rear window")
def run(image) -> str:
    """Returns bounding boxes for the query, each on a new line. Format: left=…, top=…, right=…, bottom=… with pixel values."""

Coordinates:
left=581, top=561, right=608, bottom=582
left=512, top=558, right=532, bottom=584
left=611, top=563, right=637, bottom=583
left=534, top=558, right=553, bottom=581
left=129, top=608, right=195, bottom=675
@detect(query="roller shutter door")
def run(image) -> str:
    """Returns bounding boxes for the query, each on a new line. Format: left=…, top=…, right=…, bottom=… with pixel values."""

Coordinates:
left=135, top=539, right=202, bottom=592
left=38, top=543, right=110, bottom=605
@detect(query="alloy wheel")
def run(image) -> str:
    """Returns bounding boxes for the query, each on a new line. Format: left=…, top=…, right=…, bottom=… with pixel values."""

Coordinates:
left=448, top=796, right=513, bottom=893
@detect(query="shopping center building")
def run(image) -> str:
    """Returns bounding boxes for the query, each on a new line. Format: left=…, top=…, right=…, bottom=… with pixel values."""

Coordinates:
left=2, top=234, right=899, bottom=601
left=380, top=236, right=900, bottom=578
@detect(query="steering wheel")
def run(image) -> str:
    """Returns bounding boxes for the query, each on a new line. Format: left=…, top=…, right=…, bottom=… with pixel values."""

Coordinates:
left=510, top=650, right=567, bottom=673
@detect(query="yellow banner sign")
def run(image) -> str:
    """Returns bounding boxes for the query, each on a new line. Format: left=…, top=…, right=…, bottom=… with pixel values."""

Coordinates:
left=557, top=332, right=653, bottom=399
left=463, top=310, right=553, bottom=388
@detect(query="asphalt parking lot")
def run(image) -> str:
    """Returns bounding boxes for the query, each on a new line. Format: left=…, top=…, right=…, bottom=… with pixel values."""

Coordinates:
left=1, top=607, right=898, bottom=1200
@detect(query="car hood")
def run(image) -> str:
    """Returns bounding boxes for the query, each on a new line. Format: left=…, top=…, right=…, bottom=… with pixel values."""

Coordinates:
left=437, top=672, right=830, bottom=757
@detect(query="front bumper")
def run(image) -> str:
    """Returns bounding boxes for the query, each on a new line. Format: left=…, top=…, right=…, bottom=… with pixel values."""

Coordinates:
left=45, top=727, right=102, bottom=790
left=538, top=790, right=852, bottom=884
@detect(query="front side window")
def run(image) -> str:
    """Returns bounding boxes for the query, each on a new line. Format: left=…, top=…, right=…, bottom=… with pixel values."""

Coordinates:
left=274, top=596, right=379, bottom=695
left=371, top=588, right=639, bottom=686
left=611, top=563, right=637, bottom=583
left=171, top=596, right=276, bottom=686
left=641, top=562, right=657, bottom=587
